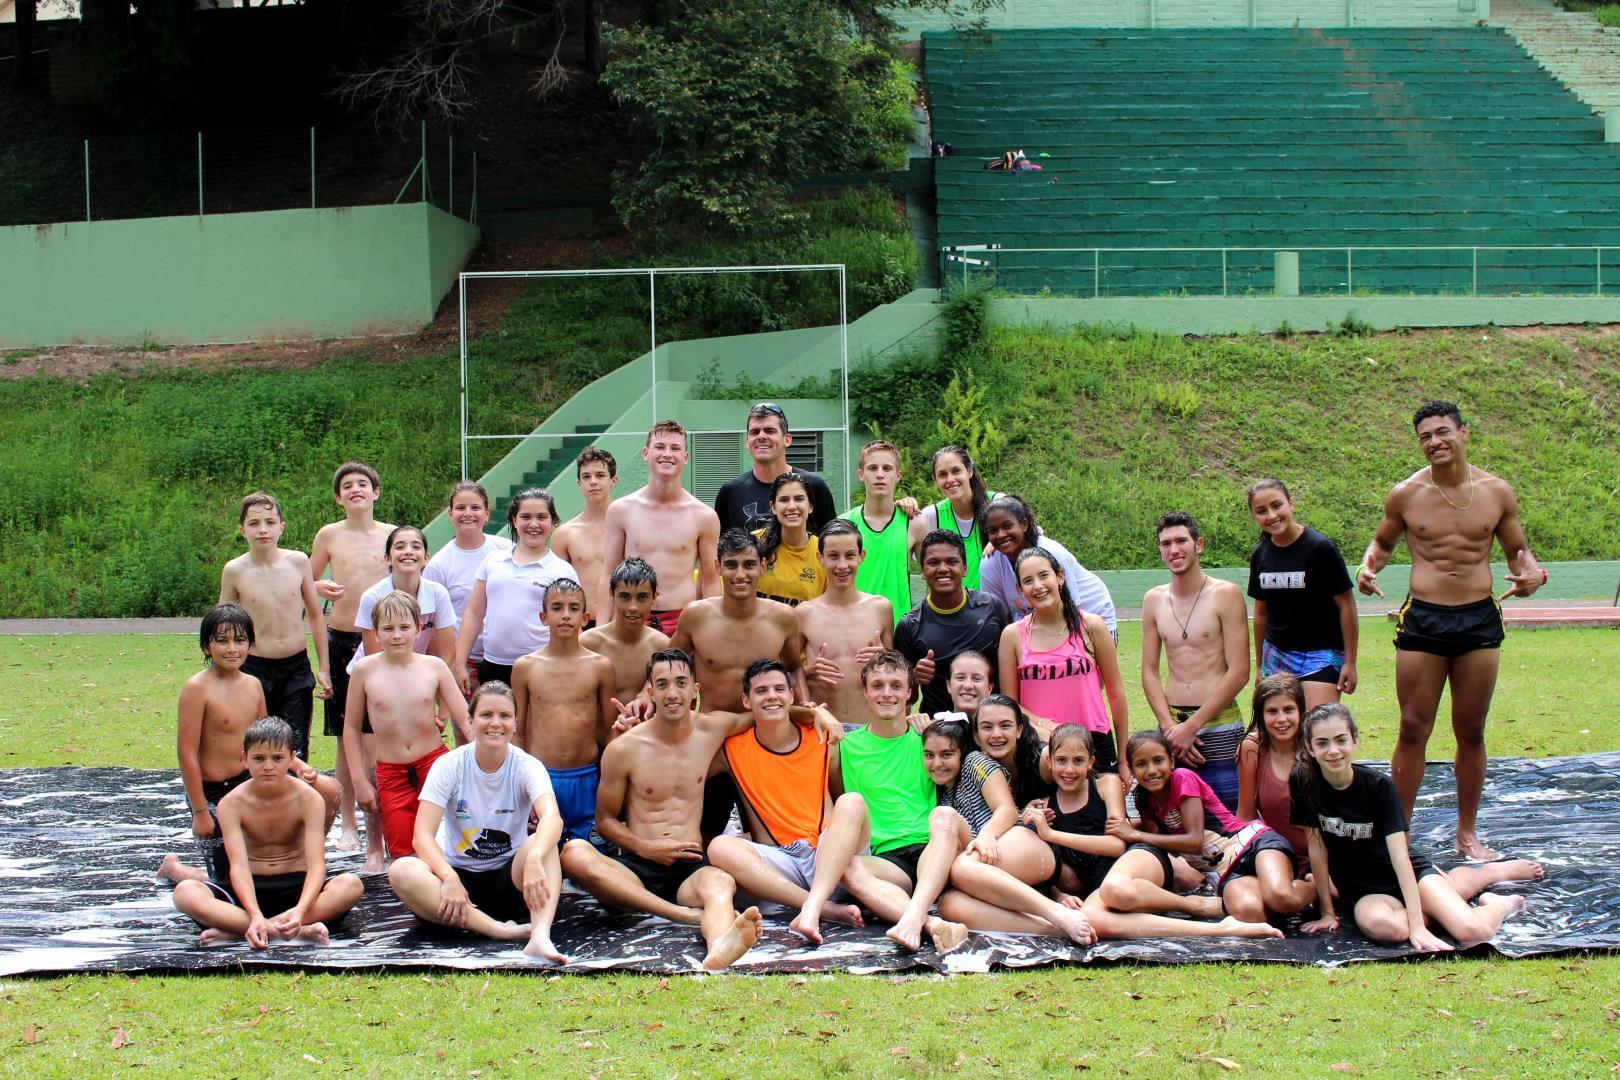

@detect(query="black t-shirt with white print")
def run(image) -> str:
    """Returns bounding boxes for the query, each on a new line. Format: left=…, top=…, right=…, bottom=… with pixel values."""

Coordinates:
left=1247, top=527, right=1354, bottom=651
left=1291, top=763, right=1433, bottom=901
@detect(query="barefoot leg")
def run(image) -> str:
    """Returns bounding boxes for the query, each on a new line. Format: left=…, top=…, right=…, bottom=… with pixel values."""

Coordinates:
left=1446, top=859, right=1544, bottom=900
left=1449, top=648, right=1502, bottom=862
left=1084, top=900, right=1283, bottom=940
left=173, top=879, right=250, bottom=937
left=159, top=853, right=208, bottom=883
left=703, top=907, right=763, bottom=971
left=514, top=834, right=568, bottom=964
left=937, top=889, right=1057, bottom=935
left=1419, top=874, right=1517, bottom=947
left=388, top=856, right=529, bottom=941
left=560, top=840, right=702, bottom=925
left=890, top=808, right=968, bottom=951
left=950, top=853, right=1094, bottom=945
left=1097, top=849, right=1223, bottom=918
left=790, top=793, right=869, bottom=945
left=1392, top=650, right=1447, bottom=818
left=333, top=731, right=360, bottom=849
left=306, top=873, right=365, bottom=926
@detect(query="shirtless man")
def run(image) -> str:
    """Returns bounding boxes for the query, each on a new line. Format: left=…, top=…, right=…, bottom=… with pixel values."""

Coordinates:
left=1358, top=401, right=1546, bottom=861
left=159, top=604, right=339, bottom=886
left=671, top=529, right=802, bottom=713
left=551, top=448, right=618, bottom=627
left=172, top=718, right=363, bottom=947
left=512, top=579, right=617, bottom=845
left=598, top=421, right=720, bottom=635
left=581, top=558, right=670, bottom=706
left=310, top=461, right=395, bottom=850
left=559, top=649, right=766, bottom=970
left=1141, top=511, right=1250, bottom=811
left=797, top=520, right=893, bottom=725
left=220, top=491, right=330, bottom=761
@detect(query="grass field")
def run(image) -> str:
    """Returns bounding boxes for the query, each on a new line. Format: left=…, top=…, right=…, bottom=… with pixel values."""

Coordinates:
left=1, top=627, right=1616, bottom=1076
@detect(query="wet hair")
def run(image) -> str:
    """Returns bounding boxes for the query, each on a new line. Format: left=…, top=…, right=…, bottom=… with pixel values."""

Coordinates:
left=984, top=493, right=1037, bottom=551
left=1125, top=730, right=1176, bottom=821
left=860, top=648, right=914, bottom=689
left=918, top=528, right=967, bottom=565
left=858, top=440, right=900, bottom=469
left=243, top=716, right=294, bottom=753
left=646, top=419, right=688, bottom=447
left=924, top=718, right=975, bottom=789
left=238, top=491, right=283, bottom=524
left=576, top=447, right=618, bottom=477
left=1048, top=723, right=1095, bottom=759
left=542, top=577, right=585, bottom=608
left=976, top=694, right=1045, bottom=803
left=644, top=646, right=696, bottom=686
left=1245, top=477, right=1291, bottom=507
left=200, top=603, right=255, bottom=659
left=447, top=480, right=491, bottom=510
left=1015, top=546, right=1084, bottom=643
left=717, top=527, right=764, bottom=562
left=1412, top=400, right=1464, bottom=431
left=1248, top=673, right=1307, bottom=755
left=742, top=658, right=792, bottom=696
left=469, top=680, right=515, bottom=715
left=373, top=589, right=421, bottom=629
left=1289, top=703, right=1361, bottom=820
left=332, top=461, right=379, bottom=496
left=759, top=470, right=812, bottom=565
left=1155, top=510, right=1201, bottom=542
left=385, top=525, right=429, bottom=561
left=609, top=557, right=658, bottom=592
left=931, top=445, right=991, bottom=531
left=819, top=518, right=862, bottom=552
left=506, top=487, right=559, bottom=535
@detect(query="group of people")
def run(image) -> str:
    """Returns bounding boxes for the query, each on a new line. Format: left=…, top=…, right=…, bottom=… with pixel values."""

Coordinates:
left=161, top=399, right=1548, bottom=966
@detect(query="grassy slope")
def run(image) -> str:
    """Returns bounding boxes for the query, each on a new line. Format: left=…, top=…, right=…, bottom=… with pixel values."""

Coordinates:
left=935, top=324, right=1620, bottom=570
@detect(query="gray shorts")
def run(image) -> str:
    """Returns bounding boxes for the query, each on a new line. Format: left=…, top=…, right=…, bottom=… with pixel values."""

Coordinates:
left=753, top=837, right=819, bottom=889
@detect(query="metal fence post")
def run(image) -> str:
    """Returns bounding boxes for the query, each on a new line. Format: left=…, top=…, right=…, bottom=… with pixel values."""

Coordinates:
left=1221, top=249, right=1228, bottom=297
left=420, top=121, right=429, bottom=204
left=83, top=139, right=91, bottom=222
left=1598, top=248, right=1604, bottom=297
left=449, top=135, right=455, bottom=217
left=1093, top=249, right=1100, bottom=299
left=310, top=127, right=317, bottom=210
left=1346, top=248, right=1353, bottom=295
left=1472, top=248, right=1479, bottom=295
left=197, top=132, right=204, bottom=216
left=471, top=152, right=478, bottom=224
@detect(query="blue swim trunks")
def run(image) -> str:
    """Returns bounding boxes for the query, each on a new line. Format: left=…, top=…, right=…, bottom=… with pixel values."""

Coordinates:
left=546, top=763, right=602, bottom=846
left=1260, top=641, right=1345, bottom=683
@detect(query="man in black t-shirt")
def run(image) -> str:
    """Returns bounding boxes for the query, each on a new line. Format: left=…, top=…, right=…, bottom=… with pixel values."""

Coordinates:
left=894, top=530, right=1012, bottom=715
left=714, top=402, right=838, bottom=535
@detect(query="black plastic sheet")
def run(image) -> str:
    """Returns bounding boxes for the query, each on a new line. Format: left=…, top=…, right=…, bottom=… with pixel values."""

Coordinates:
left=2, top=755, right=1616, bottom=976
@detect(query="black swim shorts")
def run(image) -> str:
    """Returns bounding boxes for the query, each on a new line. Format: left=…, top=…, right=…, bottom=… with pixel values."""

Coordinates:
left=1393, top=596, right=1504, bottom=659
left=242, top=651, right=316, bottom=759
left=610, top=850, right=710, bottom=905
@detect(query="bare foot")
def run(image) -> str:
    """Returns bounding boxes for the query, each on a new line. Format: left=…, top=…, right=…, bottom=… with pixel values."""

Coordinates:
left=1485, top=859, right=1544, bottom=884
left=1048, top=905, right=1097, bottom=947
left=490, top=920, right=532, bottom=942
left=158, top=853, right=207, bottom=883
left=1187, top=895, right=1225, bottom=920
left=1456, top=832, right=1502, bottom=863
left=294, top=922, right=331, bottom=946
left=1479, top=891, right=1528, bottom=918
left=926, top=917, right=969, bottom=954
left=702, top=907, right=762, bottom=970
left=885, top=915, right=925, bottom=952
left=826, top=902, right=864, bottom=928
left=336, top=829, right=362, bottom=853
left=788, top=909, right=825, bottom=946
left=361, top=851, right=385, bottom=874
left=198, top=928, right=239, bottom=946
left=523, top=932, right=569, bottom=965
left=1214, top=916, right=1285, bottom=940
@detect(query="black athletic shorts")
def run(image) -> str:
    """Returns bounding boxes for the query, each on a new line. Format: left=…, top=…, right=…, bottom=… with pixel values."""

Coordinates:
left=1090, top=729, right=1119, bottom=774
left=477, top=659, right=515, bottom=690
left=876, top=842, right=928, bottom=886
left=1125, top=841, right=1175, bottom=887
left=1216, top=829, right=1295, bottom=896
left=200, top=871, right=338, bottom=924
left=1394, top=596, right=1504, bottom=659
left=454, top=859, right=529, bottom=923
left=324, top=629, right=364, bottom=736
left=611, top=850, right=709, bottom=904
left=199, top=770, right=251, bottom=881
left=1334, top=850, right=1441, bottom=919
left=242, top=651, right=316, bottom=759
left=1046, top=847, right=1116, bottom=898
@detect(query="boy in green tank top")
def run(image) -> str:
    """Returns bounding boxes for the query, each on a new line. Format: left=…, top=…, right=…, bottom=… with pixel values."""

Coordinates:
left=840, top=441, right=913, bottom=625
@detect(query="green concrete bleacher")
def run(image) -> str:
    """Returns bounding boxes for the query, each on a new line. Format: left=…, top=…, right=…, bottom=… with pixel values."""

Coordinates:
left=926, top=27, right=1620, bottom=295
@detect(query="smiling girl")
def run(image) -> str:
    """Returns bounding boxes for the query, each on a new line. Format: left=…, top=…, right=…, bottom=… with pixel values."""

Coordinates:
left=426, top=481, right=512, bottom=696
left=906, top=445, right=998, bottom=589
left=753, top=471, right=826, bottom=607
left=977, top=494, right=1117, bottom=635
left=353, top=526, right=459, bottom=668
left=1236, top=674, right=1311, bottom=871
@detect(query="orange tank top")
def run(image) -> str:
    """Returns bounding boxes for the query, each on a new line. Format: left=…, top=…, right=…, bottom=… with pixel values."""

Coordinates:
left=724, top=726, right=828, bottom=847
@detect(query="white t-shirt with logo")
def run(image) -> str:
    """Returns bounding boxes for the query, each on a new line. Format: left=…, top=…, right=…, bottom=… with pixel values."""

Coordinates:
left=419, top=743, right=553, bottom=871
left=475, top=549, right=579, bottom=665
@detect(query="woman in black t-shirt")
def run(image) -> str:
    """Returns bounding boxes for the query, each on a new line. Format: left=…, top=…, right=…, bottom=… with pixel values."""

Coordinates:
left=1245, top=478, right=1359, bottom=711
left=1290, top=704, right=1542, bottom=950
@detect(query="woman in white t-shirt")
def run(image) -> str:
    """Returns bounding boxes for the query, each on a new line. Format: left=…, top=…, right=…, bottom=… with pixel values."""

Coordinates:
left=452, top=487, right=579, bottom=693
left=425, top=481, right=513, bottom=690
left=352, top=525, right=460, bottom=670
left=387, top=681, right=568, bottom=962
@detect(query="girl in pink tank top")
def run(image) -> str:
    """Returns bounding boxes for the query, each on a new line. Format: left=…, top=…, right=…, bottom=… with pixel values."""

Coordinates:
left=1236, top=673, right=1310, bottom=873
left=997, top=546, right=1130, bottom=781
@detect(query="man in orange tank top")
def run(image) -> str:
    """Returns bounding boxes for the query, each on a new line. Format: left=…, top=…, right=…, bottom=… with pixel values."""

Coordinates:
left=706, top=659, right=873, bottom=944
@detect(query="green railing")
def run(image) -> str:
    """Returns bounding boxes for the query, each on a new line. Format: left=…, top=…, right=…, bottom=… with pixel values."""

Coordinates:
left=940, top=244, right=1620, bottom=298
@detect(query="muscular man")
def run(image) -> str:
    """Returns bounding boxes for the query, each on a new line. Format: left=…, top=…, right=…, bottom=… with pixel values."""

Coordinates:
left=714, top=402, right=838, bottom=536
left=1359, top=401, right=1546, bottom=861
left=670, top=530, right=802, bottom=713
left=1141, top=511, right=1250, bottom=810
left=558, top=649, right=768, bottom=970
left=599, top=421, right=721, bottom=635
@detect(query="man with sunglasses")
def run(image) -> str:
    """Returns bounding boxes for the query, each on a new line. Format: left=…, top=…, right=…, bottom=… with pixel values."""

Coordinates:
left=714, top=402, right=839, bottom=536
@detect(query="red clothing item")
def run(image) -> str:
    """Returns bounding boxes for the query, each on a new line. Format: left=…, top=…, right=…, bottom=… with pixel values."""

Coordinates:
left=1257, top=746, right=1309, bottom=872
left=376, top=742, right=451, bottom=859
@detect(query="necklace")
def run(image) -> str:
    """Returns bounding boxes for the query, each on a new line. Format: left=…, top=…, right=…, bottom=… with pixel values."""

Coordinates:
left=1428, top=466, right=1475, bottom=511
left=1169, top=574, right=1208, bottom=640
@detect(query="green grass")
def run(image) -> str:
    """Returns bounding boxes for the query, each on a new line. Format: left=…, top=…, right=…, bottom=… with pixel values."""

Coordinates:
left=882, top=322, right=1620, bottom=570
left=1557, top=1, right=1620, bottom=26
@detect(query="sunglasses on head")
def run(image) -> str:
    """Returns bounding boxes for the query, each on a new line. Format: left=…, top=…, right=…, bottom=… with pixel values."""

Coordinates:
left=751, top=402, right=786, bottom=420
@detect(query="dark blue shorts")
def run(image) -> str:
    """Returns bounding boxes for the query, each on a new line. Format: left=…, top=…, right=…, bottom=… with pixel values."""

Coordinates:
left=547, top=763, right=601, bottom=845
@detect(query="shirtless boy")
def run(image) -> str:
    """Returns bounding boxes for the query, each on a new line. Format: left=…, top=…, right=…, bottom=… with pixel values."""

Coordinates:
left=1358, top=401, right=1546, bottom=861
left=345, top=591, right=470, bottom=871
left=160, top=604, right=338, bottom=885
left=671, top=530, right=802, bottom=713
left=310, top=461, right=395, bottom=849
left=559, top=649, right=766, bottom=970
left=580, top=559, right=670, bottom=707
left=513, top=579, right=617, bottom=845
left=172, top=718, right=363, bottom=947
left=1141, top=511, right=1250, bottom=810
left=798, top=520, right=893, bottom=725
left=220, top=491, right=330, bottom=761
left=551, top=448, right=619, bottom=626
left=599, top=421, right=720, bottom=634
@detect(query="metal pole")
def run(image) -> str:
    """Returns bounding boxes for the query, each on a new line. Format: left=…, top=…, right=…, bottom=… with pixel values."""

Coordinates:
left=471, top=152, right=478, bottom=225
left=1093, top=250, right=1100, bottom=298
left=838, top=265, right=851, bottom=508
left=1472, top=248, right=1479, bottom=295
left=648, top=270, right=658, bottom=426
left=83, top=139, right=90, bottom=222
left=1346, top=249, right=1353, bottom=295
left=448, top=135, right=454, bottom=216
left=459, top=274, right=469, bottom=480
left=1221, top=249, right=1228, bottom=297
left=310, top=126, right=316, bottom=209
left=420, top=121, right=428, bottom=204
left=197, top=131, right=204, bottom=216
left=1598, top=248, right=1604, bottom=297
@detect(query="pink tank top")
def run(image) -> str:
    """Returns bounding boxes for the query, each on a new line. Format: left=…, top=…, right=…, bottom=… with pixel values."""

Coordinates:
left=1016, top=615, right=1110, bottom=734
left=1257, top=746, right=1308, bottom=870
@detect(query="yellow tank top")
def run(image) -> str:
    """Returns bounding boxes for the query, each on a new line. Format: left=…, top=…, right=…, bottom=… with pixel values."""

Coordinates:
left=751, top=529, right=825, bottom=607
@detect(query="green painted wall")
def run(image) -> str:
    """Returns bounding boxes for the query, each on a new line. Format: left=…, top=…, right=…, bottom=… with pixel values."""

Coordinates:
left=900, top=0, right=1486, bottom=31
left=0, top=203, right=478, bottom=346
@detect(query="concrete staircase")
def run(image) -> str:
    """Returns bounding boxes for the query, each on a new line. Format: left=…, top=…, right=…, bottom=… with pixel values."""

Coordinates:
left=1492, top=0, right=1620, bottom=112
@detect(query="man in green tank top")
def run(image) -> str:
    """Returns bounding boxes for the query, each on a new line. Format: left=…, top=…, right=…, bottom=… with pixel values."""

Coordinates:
left=840, top=440, right=912, bottom=626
